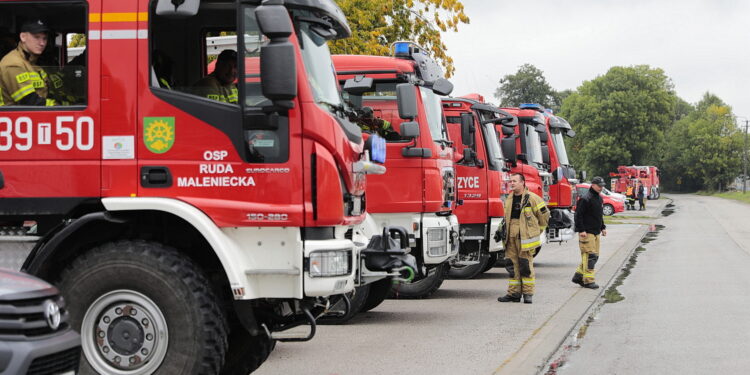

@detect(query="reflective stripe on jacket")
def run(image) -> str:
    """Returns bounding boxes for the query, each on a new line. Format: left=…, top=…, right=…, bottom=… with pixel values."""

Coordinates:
left=503, top=188, right=550, bottom=249
left=0, top=44, right=50, bottom=105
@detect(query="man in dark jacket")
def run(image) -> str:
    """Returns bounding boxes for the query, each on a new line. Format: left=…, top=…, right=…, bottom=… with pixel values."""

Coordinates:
left=637, top=183, right=646, bottom=211
left=572, top=176, right=608, bottom=289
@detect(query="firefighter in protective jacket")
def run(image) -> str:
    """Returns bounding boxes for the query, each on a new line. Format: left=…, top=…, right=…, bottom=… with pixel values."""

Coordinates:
left=498, top=173, right=550, bottom=304
left=0, top=19, right=56, bottom=106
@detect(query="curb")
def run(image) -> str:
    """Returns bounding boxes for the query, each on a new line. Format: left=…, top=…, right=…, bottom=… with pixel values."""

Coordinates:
left=493, top=198, right=670, bottom=375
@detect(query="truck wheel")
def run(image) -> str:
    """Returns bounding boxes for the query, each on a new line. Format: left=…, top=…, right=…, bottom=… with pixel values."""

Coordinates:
left=603, top=204, right=615, bottom=216
left=220, top=326, right=275, bottom=375
left=59, top=240, right=228, bottom=375
left=389, top=263, right=447, bottom=299
left=481, top=252, right=498, bottom=273
left=319, top=285, right=370, bottom=325
left=360, top=278, right=392, bottom=313
left=447, top=250, right=489, bottom=279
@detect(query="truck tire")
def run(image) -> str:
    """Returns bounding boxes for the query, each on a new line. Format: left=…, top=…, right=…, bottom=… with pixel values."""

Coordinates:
left=603, top=204, right=615, bottom=216
left=220, top=326, right=275, bottom=375
left=319, top=285, right=370, bottom=325
left=360, top=278, right=391, bottom=313
left=481, top=252, right=499, bottom=273
left=447, top=250, right=489, bottom=279
left=389, top=263, right=447, bottom=299
left=59, top=240, right=228, bottom=375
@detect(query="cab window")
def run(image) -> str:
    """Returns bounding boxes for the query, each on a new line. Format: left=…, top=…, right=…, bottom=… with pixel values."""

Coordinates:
left=0, top=2, right=88, bottom=109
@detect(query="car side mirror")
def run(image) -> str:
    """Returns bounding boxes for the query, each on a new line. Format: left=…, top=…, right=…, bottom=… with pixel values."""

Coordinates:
left=460, top=113, right=475, bottom=147
left=501, top=125, right=515, bottom=136
left=256, top=3, right=297, bottom=106
left=343, top=75, right=374, bottom=96
left=566, top=129, right=576, bottom=138
left=396, top=83, right=418, bottom=120
left=541, top=145, right=550, bottom=165
left=400, top=121, right=420, bottom=138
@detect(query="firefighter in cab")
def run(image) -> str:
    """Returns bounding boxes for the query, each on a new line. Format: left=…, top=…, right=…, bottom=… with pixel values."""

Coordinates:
left=0, top=19, right=57, bottom=106
left=192, top=49, right=238, bottom=104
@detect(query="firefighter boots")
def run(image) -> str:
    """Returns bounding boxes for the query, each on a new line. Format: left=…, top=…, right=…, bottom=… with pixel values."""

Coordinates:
left=523, top=294, right=533, bottom=304
left=497, top=294, right=521, bottom=303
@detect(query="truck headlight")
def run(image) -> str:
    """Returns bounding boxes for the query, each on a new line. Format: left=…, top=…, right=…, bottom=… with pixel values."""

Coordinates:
left=427, top=228, right=448, bottom=257
left=308, top=250, right=351, bottom=277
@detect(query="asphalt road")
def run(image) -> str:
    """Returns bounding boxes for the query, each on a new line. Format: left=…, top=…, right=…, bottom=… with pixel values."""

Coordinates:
left=559, top=194, right=750, bottom=374
left=254, top=203, right=665, bottom=375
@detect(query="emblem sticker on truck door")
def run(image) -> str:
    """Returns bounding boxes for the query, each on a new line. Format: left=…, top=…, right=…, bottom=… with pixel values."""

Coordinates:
left=143, top=117, right=175, bottom=154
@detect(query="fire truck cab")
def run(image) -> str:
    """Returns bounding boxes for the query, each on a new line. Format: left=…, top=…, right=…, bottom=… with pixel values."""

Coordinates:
left=333, top=42, right=460, bottom=299
left=0, top=0, right=402, bottom=373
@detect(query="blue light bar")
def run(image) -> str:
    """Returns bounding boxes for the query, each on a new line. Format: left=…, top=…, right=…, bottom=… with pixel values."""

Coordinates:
left=394, top=42, right=411, bottom=57
left=519, top=103, right=545, bottom=111
left=370, top=134, right=386, bottom=164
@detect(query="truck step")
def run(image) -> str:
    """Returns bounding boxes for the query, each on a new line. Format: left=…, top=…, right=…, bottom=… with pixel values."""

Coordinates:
left=0, top=227, right=41, bottom=242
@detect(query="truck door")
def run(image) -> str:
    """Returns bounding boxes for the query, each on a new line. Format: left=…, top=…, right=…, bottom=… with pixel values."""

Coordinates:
left=135, top=1, right=304, bottom=227
left=0, top=1, right=101, bottom=234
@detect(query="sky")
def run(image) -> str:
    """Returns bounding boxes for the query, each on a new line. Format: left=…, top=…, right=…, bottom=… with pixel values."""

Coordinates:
left=441, top=0, right=750, bottom=124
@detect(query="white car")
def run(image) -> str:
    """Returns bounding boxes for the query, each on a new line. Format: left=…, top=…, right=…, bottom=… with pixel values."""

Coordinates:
left=602, top=187, right=626, bottom=202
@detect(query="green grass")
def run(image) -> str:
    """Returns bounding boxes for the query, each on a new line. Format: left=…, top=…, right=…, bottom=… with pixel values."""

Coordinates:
left=701, top=191, right=750, bottom=205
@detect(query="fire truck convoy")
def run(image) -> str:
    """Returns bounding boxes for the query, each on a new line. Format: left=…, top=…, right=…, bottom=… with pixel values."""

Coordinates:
left=0, top=0, right=419, bottom=374
left=610, top=165, right=661, bottom=199
left=442, top=95, right=515, bottom=278
left=333, top=42, right=460, bottom=300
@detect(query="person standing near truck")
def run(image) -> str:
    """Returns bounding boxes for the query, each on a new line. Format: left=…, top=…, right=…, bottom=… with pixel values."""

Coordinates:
left=498, top=173, right=550, bottom=304
left=572, top=176, right=608, bottom=289
left=637, top=182, right=646, bottom=211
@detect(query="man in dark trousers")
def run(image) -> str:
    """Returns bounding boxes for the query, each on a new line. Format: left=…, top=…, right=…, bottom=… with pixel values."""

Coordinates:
left=572, top=176, right=608, bottom=289
left=637, top=183, right=646, bottom=211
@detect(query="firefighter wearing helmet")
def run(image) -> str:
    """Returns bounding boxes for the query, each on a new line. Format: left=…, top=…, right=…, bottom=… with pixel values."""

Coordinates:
left=0, top=19, right=56, bottom=106
left=497, top=173, right=550, bottom=304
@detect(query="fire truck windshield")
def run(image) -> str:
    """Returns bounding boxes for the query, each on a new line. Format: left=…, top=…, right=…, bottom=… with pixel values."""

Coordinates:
left=525, top=125, right=543, bottom=165
left=551, top=129, right=571, bottom=166
left=297, top=21, right=344, bottom=111
left=420, top=87, right=448, bottom=143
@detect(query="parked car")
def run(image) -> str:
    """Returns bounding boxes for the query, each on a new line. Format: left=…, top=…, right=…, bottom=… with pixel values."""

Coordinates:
left=603, top=187, right=626, bottom=202
left=576, top=183, right=625, bottom=216
left=0, top=268, right=80, bottom=375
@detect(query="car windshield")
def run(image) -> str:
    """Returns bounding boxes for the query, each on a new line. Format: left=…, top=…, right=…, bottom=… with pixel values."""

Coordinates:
left=297, top=20, right=343, bottom=111
left=525, top=124, right=543, bottom=165
left=551, top=129, right=571, bottom=165
left=420, top=87, right=448, bottom=142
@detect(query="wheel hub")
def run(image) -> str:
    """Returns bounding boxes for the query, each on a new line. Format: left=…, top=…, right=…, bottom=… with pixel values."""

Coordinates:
left=82, top=290, right=168, bottom=374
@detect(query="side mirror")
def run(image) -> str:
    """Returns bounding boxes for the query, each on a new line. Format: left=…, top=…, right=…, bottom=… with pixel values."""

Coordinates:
left=257, top=4, right=296, bottom=105
left=431, top=78, right=454, bottom=96
left=462, top=148, right=476, bottom=163
left=396, top=83, right=418, bottom=120
left=566, top=129, right=576, bottom=138
left=538, top=129, right=548, bottom=143
left=156, top=0, right=199, bottom=17
left=501, top=125, right=515, bottom=136
left=343, top=75, right=374, bottom=96
left=400, top=121, right=420, bottom=138
left=365, top=134, right=386, bottom=164
left=541, top=145, right=550, bottom=165
left=501, top=137, right=517, bottom=163
left=579, top=170, right=588, bottom=181
left=460, top=113, right=475, bottom=147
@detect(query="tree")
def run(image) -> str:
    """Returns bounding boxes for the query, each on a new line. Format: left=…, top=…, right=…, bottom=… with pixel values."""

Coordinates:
left=68, top=33, right=86, bottom=48
left=559, top=65, right=676, bottom=178
left=660, top=93, right=743, bottom=191
left=330, top=0, right=470, bottom=77
left=493, top=64, right=558, bottom=108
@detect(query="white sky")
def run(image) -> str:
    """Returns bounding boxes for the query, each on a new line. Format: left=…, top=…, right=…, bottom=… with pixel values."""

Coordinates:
left=441, top=0, right=750, bottom=122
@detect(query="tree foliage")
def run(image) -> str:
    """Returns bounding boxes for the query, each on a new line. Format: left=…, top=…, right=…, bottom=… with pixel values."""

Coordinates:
left=559, top=65, right=676, bottom=179
left=330, top=0, right=469, bottom=77
left=493, top=64, right=559, bottom=109
left=660, top=93, right=743, bottom=191
left=68, top=33, right=86, bottom=48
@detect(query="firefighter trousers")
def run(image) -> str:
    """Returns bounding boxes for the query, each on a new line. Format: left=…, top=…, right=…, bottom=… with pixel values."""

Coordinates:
left=504, top=219, right=535, bottom=295
left=575, top=233, right=600, bottom=284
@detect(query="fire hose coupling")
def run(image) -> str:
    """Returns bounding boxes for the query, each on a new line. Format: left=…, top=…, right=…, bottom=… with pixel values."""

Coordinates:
left=361, top=226, right=419, bottom=274
left=390, top=266, right=415, bottom=283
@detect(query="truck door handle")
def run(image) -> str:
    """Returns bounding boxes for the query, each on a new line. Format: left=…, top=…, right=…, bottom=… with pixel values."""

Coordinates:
left=140, top=166, right=172, bottom=188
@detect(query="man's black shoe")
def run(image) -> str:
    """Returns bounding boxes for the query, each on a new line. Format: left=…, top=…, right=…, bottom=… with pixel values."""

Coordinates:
left=497, top=294, right=521, bottom=303
left=523, top=294, right=533, bottom=304
left=582, top=282, right=600, bottom=289
left=572, top=274, right=583, bottom=286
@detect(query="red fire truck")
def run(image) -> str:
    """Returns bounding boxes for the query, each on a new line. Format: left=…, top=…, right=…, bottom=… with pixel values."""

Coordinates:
left=610, top=165, right=661, bottom=199
left=333, top=42, right=460, bottom=299
left=0, top=1, right=413, bottom=373
left=442, top=95, right=515, bottom=278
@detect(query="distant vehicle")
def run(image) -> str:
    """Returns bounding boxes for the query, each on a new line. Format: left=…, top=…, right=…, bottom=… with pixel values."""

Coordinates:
left=603, top=187, right=626, bottom=202
left=576, top=183, right=625, bottom=216
left=610, top=166, right=661, bottom=199
left=0, top=268, right=80, bottom=375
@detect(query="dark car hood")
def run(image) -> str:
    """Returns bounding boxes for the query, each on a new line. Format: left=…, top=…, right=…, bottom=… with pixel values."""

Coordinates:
left=0, top=268, right=58, bottom=301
